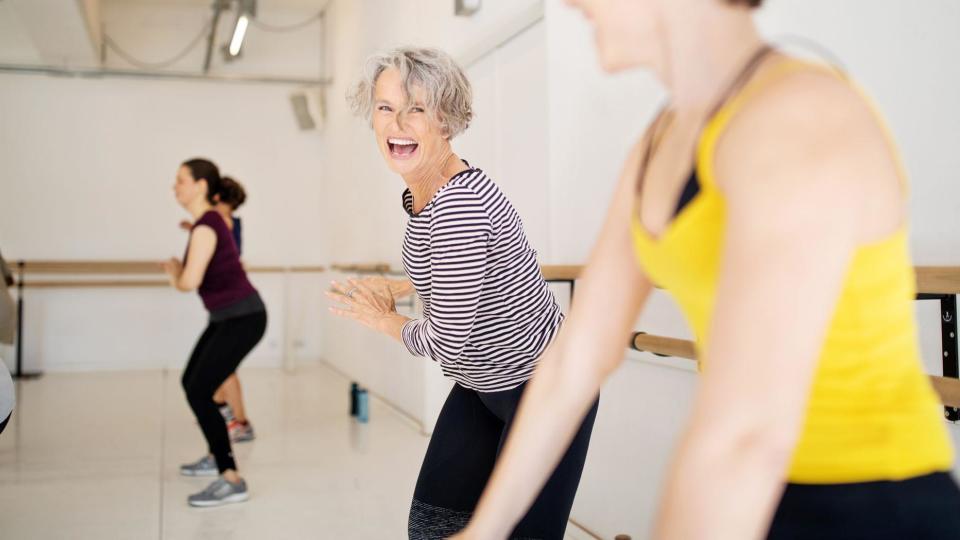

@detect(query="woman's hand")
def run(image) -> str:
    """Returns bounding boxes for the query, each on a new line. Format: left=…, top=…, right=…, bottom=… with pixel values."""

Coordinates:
left=357, top=276, right=414, bottom=300
left=326, top=279, right=411, bottom=340
left=161, top=257, right=182, bottom=278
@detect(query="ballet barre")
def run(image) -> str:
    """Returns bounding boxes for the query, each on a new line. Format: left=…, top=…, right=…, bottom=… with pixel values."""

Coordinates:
left=628, top=331, right=960, bottom=410
left=541, top=265, right=581, bottom=298
left=9, top=260, right=326, bottom=378
left=330, top=263, right=393, bottom=274
left=538, top=263, right=960, bottom=418
left=15, top=260, right=326, bottom=276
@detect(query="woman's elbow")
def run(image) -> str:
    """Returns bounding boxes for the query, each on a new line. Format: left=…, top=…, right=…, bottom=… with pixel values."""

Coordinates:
left=176, top=277, right=200, bottom=292
left=741, top=424, right=795, bottom=473
left=698, top=417, right=797, bottom=474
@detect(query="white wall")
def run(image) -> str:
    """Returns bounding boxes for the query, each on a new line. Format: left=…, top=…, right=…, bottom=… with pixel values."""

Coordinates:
left=0, top=71, right=328, bottom=372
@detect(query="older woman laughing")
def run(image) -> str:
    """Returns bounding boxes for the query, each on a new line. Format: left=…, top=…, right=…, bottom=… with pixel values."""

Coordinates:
left=327, top=47, right=598, bottom=539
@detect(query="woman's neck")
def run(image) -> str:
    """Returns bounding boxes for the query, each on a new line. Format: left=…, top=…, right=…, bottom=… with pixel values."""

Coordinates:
left=658, top=7, right=764, bottom=113
left=216, top=207, right=234, bottom=229
left=403, top=149, right=469, bottom=213
left=186, top=199, right=212, bottom=220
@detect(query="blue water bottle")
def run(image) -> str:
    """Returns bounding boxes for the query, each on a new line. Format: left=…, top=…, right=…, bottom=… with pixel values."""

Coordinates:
left=356, top=388, right=369, bottom=423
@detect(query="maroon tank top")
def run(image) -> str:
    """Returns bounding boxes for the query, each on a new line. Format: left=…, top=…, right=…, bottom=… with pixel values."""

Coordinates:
left=185, top=211, right=257, bottom=312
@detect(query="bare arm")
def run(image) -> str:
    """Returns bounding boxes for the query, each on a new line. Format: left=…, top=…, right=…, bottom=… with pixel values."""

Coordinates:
left=458, top=143, right=655, bottom=538
left=163, top=225, right=216, bottom=292
left=653, top=73, right=889, bottom=539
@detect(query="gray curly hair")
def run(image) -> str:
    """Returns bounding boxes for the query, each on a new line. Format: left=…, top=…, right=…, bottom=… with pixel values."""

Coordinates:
left=348, top=47, right=473, bottom=138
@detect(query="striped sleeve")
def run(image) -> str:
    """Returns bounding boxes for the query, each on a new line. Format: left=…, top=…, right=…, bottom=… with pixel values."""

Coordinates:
left=401, top=185, right=493, bottom=362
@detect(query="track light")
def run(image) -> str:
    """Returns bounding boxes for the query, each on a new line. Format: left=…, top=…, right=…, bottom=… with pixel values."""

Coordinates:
left=224, top=0, right=256, bottom=61
left=228, top=14, right=249, bottom=56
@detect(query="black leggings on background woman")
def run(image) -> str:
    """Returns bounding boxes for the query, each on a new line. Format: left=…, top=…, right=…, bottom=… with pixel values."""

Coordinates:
left=182, top=310, right=266, bottom=473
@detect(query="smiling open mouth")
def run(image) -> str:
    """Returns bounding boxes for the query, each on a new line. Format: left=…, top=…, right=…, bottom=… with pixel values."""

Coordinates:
left=388, top=137, right=419, bottom=159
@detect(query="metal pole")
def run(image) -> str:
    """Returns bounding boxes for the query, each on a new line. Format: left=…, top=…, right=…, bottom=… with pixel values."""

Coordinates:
left=0, top=63, right=329, bottom=86
left=941, top=295, right=959, bottom=421
left=13, top=261, right=41, bottom=380
left=917, top=293, right=959, bottom=421
left=203, top=0, right=226, bottom=74
left=14, top=261, right=23, bottom=378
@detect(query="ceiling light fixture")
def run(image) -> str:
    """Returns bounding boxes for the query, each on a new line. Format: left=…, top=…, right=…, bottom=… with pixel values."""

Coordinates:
left=224, top=0, right=256, bottom=61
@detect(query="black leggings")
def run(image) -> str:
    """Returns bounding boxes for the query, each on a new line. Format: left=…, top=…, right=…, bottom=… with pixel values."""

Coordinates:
left=768, top=472, right=960, bottom=539
left=0, top=412, right=9, bottom=435
left=181, top=311, right=266, bottom=473
left=409, top=382, right=599, bottom=540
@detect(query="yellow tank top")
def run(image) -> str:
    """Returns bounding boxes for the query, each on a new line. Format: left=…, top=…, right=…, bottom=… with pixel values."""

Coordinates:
left=630, top=61, right=953, bottom=484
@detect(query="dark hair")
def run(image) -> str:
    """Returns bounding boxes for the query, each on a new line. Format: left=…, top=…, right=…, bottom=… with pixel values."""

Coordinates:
left=218, top=176, right=247, bottom=210
left=181, top=158, right=222, bottom=205
left=729, top=0, right=764, bottom=7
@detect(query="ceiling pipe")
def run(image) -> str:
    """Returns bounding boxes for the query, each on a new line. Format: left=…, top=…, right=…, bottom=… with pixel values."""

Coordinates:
left=0, top=63, right=330, bottom=86
left=202, top=0, right=228, bottom=73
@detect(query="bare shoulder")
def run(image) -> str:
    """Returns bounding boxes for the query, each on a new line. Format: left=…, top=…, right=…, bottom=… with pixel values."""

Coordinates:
left=191, top=224, right=216, bottom=236
left=190, top=224, right=217, bottom=245
left=715, top=59, right=902, bottom=220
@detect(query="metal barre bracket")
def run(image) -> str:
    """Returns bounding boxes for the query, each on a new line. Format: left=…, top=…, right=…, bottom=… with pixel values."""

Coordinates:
left=917, top=293, right=959, bottom=421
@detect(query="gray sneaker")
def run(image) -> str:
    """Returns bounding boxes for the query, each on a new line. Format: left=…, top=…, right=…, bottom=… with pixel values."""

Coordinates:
left=228, top=420, right=255, bottom=443
left=179, top=455, right=218, bottom=477
left=188, top=477, right=249, bottom=507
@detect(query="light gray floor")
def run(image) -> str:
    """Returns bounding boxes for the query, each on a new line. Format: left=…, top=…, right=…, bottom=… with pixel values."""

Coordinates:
left=0, top=363, right=592, bottom=540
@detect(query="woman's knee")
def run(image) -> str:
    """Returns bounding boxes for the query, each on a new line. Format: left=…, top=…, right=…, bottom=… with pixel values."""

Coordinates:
left=183, top=378, right=217, bottom=408
left=407, top=498, right=471, bottom=540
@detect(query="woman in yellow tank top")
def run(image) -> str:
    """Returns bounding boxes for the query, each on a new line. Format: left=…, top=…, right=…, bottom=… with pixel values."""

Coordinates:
left=453, top=0, right=960, bottom=539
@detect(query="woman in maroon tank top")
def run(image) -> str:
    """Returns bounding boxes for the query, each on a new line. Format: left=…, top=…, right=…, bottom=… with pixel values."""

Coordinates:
left=162, top=158, right=266, bottom=508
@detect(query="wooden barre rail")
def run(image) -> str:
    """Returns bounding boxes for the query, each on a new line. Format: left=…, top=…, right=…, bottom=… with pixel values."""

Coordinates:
left=928, top=377, right=960, bottom=411
left=330, top=263, right=393, bottom=274
left=325, top=264, right=582, bottom=281
left=19, top=261, right=162, bottom=274
left=12, top=260, right=325, bottom=275
left=10, top=261, right=327, bottom=289
left=629, top=332, right=960, bottom=409
left=248, top=265, right=327, bottom=273
left=21, top=280, right=169, bottom=289
left=914, top=267, right=960, bottom=295
left=17, top=262, right=960, bottom=293
left=537, top=265, right=960, bottom=296
left=540, top=265, right=583, bottom=281
left=632, top=333, right=697, bottom=361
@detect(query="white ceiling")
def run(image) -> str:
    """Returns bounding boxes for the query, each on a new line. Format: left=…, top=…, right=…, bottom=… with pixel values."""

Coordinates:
left=0, top=2, right=43, bottom=65
left=0, top=0, right=329, bottom=77
left=0, top=0, right=98, bottom=66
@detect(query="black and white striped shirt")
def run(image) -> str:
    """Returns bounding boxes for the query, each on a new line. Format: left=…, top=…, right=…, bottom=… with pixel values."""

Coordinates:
left=400, top=165, right=563, bottom=392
